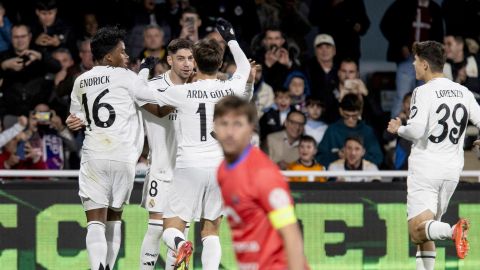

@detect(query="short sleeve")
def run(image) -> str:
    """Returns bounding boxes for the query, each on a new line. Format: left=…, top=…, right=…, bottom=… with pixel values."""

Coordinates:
left=255, top=168, right=297, bottom=229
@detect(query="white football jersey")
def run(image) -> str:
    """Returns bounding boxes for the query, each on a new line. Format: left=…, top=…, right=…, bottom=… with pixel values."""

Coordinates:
left=400, top=77, right=480, bottom=180
left=70, top=66, right=145, bottom=164
left=135, top=41, right=251, bottom=169
left=140, top=71, right=178, bottom=181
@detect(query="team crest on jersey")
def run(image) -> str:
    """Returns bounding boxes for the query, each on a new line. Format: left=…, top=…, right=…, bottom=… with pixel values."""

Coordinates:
left=148, top=199, right=155, bottom=208
left=410, top=106, right=418, bottom=119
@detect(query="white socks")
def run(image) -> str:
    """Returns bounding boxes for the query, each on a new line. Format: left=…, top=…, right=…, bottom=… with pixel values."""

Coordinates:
left=86, top=221, right=107, bottom=270
left=140, top=219, right=164, bottom=269
left=165, top=247, right=177, bottom=270
left=106, top=221, right=122, bottom=269
left=416, top=251, right=436, bottom=270
left=162, top=227, right=186, bottom=252
left=425, top=220, right=453, bottom=241
left=201, top=235, right=221, bottom=270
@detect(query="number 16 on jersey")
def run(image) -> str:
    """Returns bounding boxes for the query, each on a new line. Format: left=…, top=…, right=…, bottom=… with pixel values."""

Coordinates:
left=82, top=89, right=117, bottom=130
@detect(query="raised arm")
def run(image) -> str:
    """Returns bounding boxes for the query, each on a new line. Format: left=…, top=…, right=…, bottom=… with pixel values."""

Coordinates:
left=216, top=18, right=251, bottom=98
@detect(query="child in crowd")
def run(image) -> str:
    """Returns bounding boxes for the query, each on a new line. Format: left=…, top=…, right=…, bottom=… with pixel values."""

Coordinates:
left=304, top=97, right=328, bottom=145
left=259, top=87, right=295, bottom=141
left=284, top=71, right=310, bottom=113
left=288, top=135, right=326, bottom=182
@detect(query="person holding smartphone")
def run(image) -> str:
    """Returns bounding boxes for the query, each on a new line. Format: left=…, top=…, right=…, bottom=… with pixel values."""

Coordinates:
left=178, top=7, right=202, bottom=42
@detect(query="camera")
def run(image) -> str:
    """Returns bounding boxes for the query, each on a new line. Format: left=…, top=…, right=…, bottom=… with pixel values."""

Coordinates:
left=33, top=111, right=51, bottom=123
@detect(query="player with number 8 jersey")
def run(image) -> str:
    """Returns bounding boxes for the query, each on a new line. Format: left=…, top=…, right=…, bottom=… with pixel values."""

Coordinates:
left=135, top=19, right=252, bottom=270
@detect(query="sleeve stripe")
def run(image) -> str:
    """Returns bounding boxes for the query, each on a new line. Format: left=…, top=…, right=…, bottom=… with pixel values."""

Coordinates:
left=268, top=205, right=297, bottom=229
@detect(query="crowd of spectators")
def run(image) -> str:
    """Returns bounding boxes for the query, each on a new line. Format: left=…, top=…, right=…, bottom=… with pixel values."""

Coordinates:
left=0, top=0, right=479, bottom=182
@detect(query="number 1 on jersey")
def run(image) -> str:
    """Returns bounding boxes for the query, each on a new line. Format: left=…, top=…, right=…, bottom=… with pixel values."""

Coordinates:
left=196, top=103, right=207, bottom=141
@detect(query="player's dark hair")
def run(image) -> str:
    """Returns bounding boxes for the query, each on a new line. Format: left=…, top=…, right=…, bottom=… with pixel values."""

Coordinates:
left=340, top=93, right=363, bottom=112
left=287, top=110, right=306, bottom=124
left=345, top=136, right=364, bottom=147
left=300, top=135, right=317, bottom=146
left=36, top=0, right=57, bottom=10
left=412, top=41, right=446, bottom=73
left=193, top=39, right=223, bottom=75
left=91, top=26, right=126, bottom=62
left=214, top=96, right=257, bottom=124
left=167, top=38, right=193, bottom=55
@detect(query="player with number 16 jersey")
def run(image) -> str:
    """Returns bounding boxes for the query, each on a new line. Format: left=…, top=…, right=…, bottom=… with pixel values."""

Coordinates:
left=70, top=65, right=145, bottom=212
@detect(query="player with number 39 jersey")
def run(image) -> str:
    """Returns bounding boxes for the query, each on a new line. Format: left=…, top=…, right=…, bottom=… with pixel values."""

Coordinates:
left=388, top=41, right=480, bottom=268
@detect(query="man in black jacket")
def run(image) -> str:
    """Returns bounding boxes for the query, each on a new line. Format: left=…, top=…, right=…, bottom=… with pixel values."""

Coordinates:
left=380, top=0, right=444, bottom=117
left=0, top=24, right=61, bottom=117
left=309, top=0, right=370, bottom=63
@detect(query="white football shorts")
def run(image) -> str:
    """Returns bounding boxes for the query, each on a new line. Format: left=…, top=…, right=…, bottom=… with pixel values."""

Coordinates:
left=79, top=159, right=136, bottom=211
left=141, top=173, right=171, bottom=213
left=407, top=173, right=458, bottom=221
left=163, top=167, right=223, bottom=222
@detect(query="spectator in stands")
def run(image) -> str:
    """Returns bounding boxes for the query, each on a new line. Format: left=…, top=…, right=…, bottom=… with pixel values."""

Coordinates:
left=335, top=59, right=368, bottom=102
left=255, top=0, right=280, bottom=33
left=443, top=35, right=480, bottom=95
left=309, top=0, right=370, bottom=63
left=277, top=0, right=311, bottom=53
left=253, top=27, right=300, bottom=89
left=389, top=92, right=412, bottom=170
left=178, top=7, right=202, bottom=42
left=52, top=48, right=74, bottom=87
left=284, top=70, right=310, bottom=113
left=265, top=110, right=306, bottom=170
left=50, top=39, right=92, bottom=120
left=31, top=0, right=75, bottom=56
left=30, top=103, right=77, bottom=169
left=288, top=135, right=326, bottom=182
left=0, top=24, right=61, bottom=117
left=0, top=131, right=47, bottom=170
left=252, top=64, right=274, bottom=119
left=138, top=25, right=166, bottom=61
left=328, top=136, right=380, bottom=182
left=442, top=0, right=480, bottom=42
left=316, top=94, right=383, bottom=167
left=80, top=13, right=98, bottom=40
left=0, top=116, right=27, bottom=148
left=259, top=87, right=294, bottom=142
left=305, top=34, right=339, bottom=123
left=380, top=0, right=444, bottom=117
left=0, top=2, right=12, bottom=53
left=304, top=97, right=328, bottom=145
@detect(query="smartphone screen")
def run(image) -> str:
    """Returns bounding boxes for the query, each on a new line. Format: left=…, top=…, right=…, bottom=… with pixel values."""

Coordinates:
left=16, top=141, right=26, bottom=160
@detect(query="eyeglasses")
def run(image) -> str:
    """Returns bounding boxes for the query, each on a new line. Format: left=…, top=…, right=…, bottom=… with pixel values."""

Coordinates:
left=343, top=113, right=360, bottom=120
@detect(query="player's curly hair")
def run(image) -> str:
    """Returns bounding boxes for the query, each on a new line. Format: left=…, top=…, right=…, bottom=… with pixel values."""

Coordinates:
left=90, top=26, right=126, bottom=62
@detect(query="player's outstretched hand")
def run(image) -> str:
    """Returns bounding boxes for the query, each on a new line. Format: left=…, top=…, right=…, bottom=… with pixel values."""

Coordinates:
left=387, top=117, right=402, bottom=134
left=140, top=56, right=158, bottom=72
left=216, top=18, right=236, bottom=42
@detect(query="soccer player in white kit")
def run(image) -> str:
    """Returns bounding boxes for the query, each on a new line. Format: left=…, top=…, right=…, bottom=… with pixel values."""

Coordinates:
left=136, top=19, right=251, bottom=270
left=388, top=41, right=480, bottom=270
left=68, top=27, right=148, bottom=270
left=139, top=38, right=195, bottom=270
